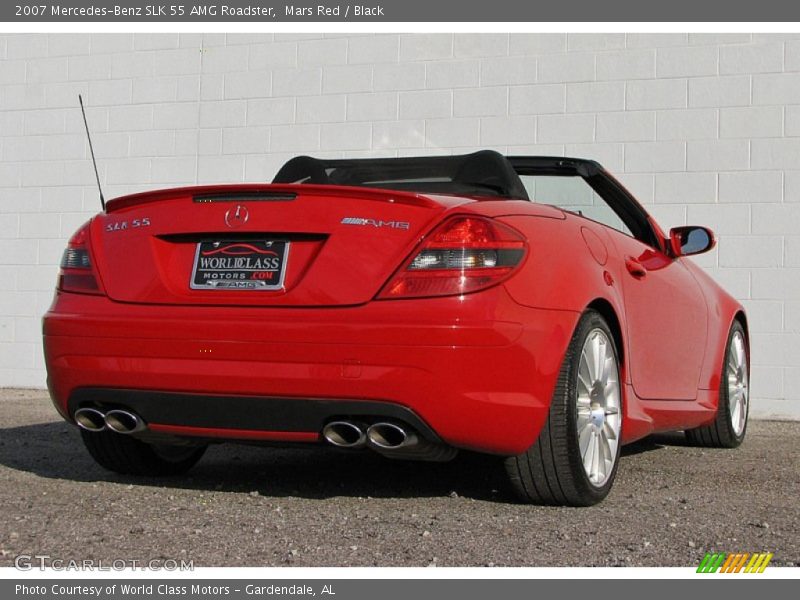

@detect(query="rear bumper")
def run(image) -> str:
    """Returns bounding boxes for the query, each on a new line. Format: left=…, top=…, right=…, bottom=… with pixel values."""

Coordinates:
left=67, top=388, right=444, bottom=445
left=43, top=287, right=578, bottom=455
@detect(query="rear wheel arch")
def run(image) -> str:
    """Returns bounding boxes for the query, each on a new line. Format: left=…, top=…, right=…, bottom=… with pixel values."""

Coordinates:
left=587, top=298, right=625, bottom=370
left=505, top=308, right=623, bottom=505
left=733, top=310, right=749, bottom=353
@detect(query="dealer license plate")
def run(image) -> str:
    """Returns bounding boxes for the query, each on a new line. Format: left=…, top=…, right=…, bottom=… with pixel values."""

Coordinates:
left=190, top=240, right=289, bottom=290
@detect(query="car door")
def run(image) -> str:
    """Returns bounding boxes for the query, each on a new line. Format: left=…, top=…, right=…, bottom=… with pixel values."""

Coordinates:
left=519, top=167, right=708, bottom=401
left=603, top=229, right=707, bottom=401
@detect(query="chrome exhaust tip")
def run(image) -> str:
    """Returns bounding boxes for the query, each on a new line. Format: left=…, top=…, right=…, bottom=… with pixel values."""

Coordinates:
left=366, top=422, right=418, bottom=450
left=104, top=409, right=147, bottom=435
left=74, top=408, right=106, bottom=432
left=322, top=421, right=367, bottom=448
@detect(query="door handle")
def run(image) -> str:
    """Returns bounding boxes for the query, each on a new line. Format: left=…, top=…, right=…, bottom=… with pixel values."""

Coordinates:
left=625, top=256, right=647, bottom=278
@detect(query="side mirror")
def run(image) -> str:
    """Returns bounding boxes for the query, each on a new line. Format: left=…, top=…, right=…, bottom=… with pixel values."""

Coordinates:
left=669, top=226, right=716, bottom=257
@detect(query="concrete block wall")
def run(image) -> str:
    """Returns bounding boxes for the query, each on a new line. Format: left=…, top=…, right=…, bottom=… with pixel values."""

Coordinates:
left=0, top=33, right=797, bottom=418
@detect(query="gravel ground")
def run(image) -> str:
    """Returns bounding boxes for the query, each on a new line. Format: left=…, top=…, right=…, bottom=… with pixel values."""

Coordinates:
left=0, top=388, right=797, bottom=568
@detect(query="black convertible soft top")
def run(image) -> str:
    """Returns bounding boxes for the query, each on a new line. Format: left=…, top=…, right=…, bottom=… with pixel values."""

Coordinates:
left=273, top=150, right=602, bottom=200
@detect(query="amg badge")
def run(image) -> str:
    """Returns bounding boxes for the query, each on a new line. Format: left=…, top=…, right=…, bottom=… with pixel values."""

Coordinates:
left=341, top=217, right=410, bottom=230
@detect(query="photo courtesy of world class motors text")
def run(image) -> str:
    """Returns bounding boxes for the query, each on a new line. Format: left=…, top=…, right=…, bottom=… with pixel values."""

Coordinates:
left=15, top=583, right=329, bottom=596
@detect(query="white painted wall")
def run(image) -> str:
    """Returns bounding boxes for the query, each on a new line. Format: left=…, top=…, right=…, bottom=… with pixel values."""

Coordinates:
left=0, top=33, right=797, bottom=418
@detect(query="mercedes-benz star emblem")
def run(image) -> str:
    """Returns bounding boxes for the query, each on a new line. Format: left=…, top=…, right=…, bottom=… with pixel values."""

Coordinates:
left=224, top=204, right=249, bottom=228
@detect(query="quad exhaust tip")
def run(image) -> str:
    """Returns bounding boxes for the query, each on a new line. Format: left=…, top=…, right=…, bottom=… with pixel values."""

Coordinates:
left=104, top=409, right=147, bottom=435
left=75, top=407, right=147, bottom=435
left=322, top=421, right=367, bottom=449
left=366, top=422, right=418, bottom=450
left=74, top=407, right=107, bottom=432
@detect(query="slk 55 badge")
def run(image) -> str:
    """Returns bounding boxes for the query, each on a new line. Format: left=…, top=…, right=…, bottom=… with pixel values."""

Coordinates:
left=106, top=218, right=151, bottom=232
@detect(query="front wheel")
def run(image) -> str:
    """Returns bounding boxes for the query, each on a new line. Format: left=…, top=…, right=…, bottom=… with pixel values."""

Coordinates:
left=505, top=309, right=623, bottom=506
left=685, top=321, right=749, bottom=448
left=80, top=429, right=207, bottom=476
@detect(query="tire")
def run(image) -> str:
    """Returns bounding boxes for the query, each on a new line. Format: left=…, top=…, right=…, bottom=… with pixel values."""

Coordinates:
left=80, top=429, right=207, bottom=476
left=685, top=320, right=749, bottom=448
left=505, top=309, right=623, bottom=506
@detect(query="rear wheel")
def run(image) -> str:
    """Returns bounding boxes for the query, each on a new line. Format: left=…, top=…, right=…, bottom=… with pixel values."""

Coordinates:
left=505, top=309, right=622, bottom=506
left=80, top=429, right=206, bottom=476
left=685, top=321, right=749, bottom=448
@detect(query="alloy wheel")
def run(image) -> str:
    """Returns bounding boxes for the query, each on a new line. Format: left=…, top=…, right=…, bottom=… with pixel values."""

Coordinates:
left=576, top=328, right=621, bottom=488
left=727, top=330, right=749, bottom=437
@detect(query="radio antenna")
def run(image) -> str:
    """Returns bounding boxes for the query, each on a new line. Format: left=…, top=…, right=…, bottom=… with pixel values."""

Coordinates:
left=78, top=94, right=106, bottom=211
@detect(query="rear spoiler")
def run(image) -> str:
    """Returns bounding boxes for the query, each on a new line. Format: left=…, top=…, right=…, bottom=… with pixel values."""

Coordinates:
left=104, top=183, right=441, bottom=213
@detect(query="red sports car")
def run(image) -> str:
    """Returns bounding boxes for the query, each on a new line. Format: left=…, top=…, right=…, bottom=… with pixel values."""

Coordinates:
left=43, top=150, right=749, bottom=506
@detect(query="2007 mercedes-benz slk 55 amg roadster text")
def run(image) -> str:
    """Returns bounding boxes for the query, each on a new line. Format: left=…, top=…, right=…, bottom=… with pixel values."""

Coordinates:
left=43, top=150, right=750, bottom=506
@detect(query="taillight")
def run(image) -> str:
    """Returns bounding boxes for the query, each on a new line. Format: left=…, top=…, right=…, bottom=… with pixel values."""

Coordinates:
left=378, top=216, right=527, bottom=299
left=58, top=221, right=103, bottom=295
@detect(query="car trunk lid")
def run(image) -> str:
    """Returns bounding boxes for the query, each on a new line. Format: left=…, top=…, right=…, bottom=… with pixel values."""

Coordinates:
left=90, top=184, right=471, bottom=307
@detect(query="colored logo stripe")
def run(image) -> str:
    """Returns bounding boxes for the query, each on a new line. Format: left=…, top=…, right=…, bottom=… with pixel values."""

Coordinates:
left=721, top=553, right=749, bottom=573
left=719, top=553, right=737, bottom=572
left=697, top=553, right=726, bottom=573
left=697, top=552, right=772, bottom=573
left=744, top=553, right=773, bottom=573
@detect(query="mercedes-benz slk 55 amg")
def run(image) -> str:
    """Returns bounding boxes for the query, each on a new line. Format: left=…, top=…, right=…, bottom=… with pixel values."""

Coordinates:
left=43, top=151, right=749, bottom=506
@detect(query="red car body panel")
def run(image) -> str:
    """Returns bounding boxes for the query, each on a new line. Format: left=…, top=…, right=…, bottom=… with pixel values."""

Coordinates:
left=43, top=159, right=747, bottom=458
left=45, top=285, right=576, bottom=455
